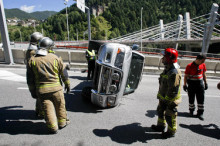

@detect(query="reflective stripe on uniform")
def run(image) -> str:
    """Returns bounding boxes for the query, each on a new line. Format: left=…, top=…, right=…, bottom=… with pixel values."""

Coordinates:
left=64, top=80, right=70, bottom=85
left=58, top=118, right=66, bottom=123
left=47, top=123, right=57, bottom=128
left=158, top=118, right=166, bottom=124
left=188, top=74, right=203, bottom=80
left=32, top=61, right=40, bottom=86
left=37, top=82, right=61, bottom=88
left=168, top=115, right=177, bottom=132
left=198, top=104, right=204, bottom=110
left=161, top=74, right=168, bottom=79
left=189, top=104, right=195, bottom=109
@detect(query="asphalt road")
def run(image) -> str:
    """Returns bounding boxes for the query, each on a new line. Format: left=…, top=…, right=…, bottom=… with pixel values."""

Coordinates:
left=0, top=68, right=219, bottom=146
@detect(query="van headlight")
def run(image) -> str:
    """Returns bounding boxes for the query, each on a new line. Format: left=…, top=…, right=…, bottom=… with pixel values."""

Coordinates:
left=112, top=73, right=120, bottom=81
left=109, top=85, right=117, bottom=93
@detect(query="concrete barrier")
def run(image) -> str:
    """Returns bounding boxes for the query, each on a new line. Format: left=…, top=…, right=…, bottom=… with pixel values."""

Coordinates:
left=0, top=49, right=5, bottom=62
left=178, top=58, right=194, bottom=69
left=55, top=51, right=70, bottom=63
left=70, top=51, right=87, bottom=63
left=144, top=55, right=161, bottom=67
left=12, top=49, right=25, bottom=64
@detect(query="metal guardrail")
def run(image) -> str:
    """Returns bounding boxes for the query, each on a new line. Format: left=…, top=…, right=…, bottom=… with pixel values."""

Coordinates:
left=142, top=47, right=220, bottom=59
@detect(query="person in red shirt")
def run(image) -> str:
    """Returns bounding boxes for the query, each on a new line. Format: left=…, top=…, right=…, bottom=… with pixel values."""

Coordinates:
left=183, top=54, right=208, bottom=120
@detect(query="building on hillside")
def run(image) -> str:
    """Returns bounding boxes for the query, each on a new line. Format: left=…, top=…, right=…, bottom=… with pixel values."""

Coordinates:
left=91, top=5, right=108, bottom=17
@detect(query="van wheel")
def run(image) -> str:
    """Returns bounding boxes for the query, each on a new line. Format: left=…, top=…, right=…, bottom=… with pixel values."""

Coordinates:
left=81, top=86, right=92, bottom=102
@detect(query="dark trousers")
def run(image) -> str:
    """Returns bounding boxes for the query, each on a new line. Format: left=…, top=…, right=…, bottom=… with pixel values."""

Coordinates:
left=187, top=80, right=205, bottom=115
left=87, top=60, right=95, bottom=79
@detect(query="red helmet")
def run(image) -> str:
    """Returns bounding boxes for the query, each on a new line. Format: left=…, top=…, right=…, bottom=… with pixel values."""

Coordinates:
left=162, top=48, right=178, bottom=64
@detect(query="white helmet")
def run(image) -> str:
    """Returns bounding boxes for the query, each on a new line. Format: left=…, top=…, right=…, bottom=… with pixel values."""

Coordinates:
left=38, top=37, right=55, bottom=50
left=30, top=32, right=43, bottom=45
left=36, top=37, right=55, bottom=56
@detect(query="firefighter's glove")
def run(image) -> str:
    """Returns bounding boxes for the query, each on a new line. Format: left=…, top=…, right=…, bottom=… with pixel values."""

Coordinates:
left=204, top=83, right=208, bottom=90
left=183, top=85, right=188, bottom=92
left=65, top=85, right=70, bottom=94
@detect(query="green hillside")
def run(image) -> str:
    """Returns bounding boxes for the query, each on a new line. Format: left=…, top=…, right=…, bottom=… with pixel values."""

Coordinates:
left=5, top=8, right=33, bottom=19
left=5, top=8, right=57, bottom=20
left=6, top=0, right=220, bottom=42
left=31, top=11, right=57, bottom=20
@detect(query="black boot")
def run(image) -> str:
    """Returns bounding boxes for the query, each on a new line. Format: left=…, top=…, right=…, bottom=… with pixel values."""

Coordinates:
left=151, top=125, right=165, bottom=132
left=197, top=110, right=204, bottom=121
left=189, top=110, right=194, bottom=117
left=162, top=131, right=175, bottom=139
left=197, top=114, right=204, bottom=121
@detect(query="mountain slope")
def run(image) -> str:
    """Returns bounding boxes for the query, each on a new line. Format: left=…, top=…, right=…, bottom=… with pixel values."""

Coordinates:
left=5, top=8, right=57, bottom=20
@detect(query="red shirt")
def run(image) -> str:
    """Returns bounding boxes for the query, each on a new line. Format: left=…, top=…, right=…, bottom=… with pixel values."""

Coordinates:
left=185, top=62, right=207, bottom=80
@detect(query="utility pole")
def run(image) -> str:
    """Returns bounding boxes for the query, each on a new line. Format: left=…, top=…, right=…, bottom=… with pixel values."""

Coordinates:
left=64, top=0, right=70, bottom=41
left=85, top=6, right=91, bottom=40
left=141, top=7, right=143, bottom=52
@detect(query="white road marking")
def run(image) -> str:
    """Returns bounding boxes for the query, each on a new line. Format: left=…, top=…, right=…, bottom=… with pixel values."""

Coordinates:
left=17, top=87, right=28, bottom=90
left=0, top=70, right=26, bottom=82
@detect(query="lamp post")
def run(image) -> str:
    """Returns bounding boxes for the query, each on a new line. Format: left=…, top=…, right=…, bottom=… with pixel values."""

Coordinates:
left=141, top=7, right=143, bottom=52
left=64, top=0, right=70, bottom=41
left=18, top=29, right=22, bottom=43
left=76, top=29, right=78, bottom=41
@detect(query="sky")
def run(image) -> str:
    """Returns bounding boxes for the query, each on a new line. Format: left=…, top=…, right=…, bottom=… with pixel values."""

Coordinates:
left=2, top=0, right=76, bottom=13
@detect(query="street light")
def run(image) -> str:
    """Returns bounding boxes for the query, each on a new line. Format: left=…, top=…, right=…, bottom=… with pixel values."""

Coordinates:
left=141, top=7, right=143, bottom=52
left=18, top=29, right=22, bottom=43
left=64, top=0, right=70, bottom=41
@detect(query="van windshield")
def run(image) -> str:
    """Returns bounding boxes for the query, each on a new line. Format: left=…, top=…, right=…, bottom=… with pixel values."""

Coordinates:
left=124, top=52, right=144, bottom=95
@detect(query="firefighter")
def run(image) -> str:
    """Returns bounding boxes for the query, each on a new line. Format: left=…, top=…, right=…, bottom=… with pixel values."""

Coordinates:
left=183, top=54, right=207, bottom=121
left=151, top=48, right=182, bottom=138
left=25, top=32, right=44, bottom=118
left=26, top=37, right=70, bottom=134
left=25, top=32, right=43, bottom=64
left=85, top=49, right=96, bottom=80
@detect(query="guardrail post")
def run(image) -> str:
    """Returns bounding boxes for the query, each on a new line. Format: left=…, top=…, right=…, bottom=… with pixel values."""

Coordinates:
left=175, top=15, right=183, bottom=50
left=185, top=12, right=191, bottom=39
left=160, top=19, right=164, bottom=40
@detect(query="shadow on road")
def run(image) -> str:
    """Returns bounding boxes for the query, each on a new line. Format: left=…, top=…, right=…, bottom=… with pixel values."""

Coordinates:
left=93, top=123, right=163, bottom=144
left=0, top=106, right=48, bottom=135
left=64, top=81, right=103, bottom=114
left=69, top=75, right=87, bottom=81
left=145, top=110, right=157, bottom=118
left=179, top=123, right=220, bottom=140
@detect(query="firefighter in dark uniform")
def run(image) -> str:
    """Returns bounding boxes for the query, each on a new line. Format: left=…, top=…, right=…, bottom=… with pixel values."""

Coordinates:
left=183, top=54, right=207, bottom=120
left=151, top=48, right=182, bottom=138
left=25, top=32, right=44, bottom=118
left=86, top=49, right=96, bottom=80
left=26, top=37, right=70, bottom=134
